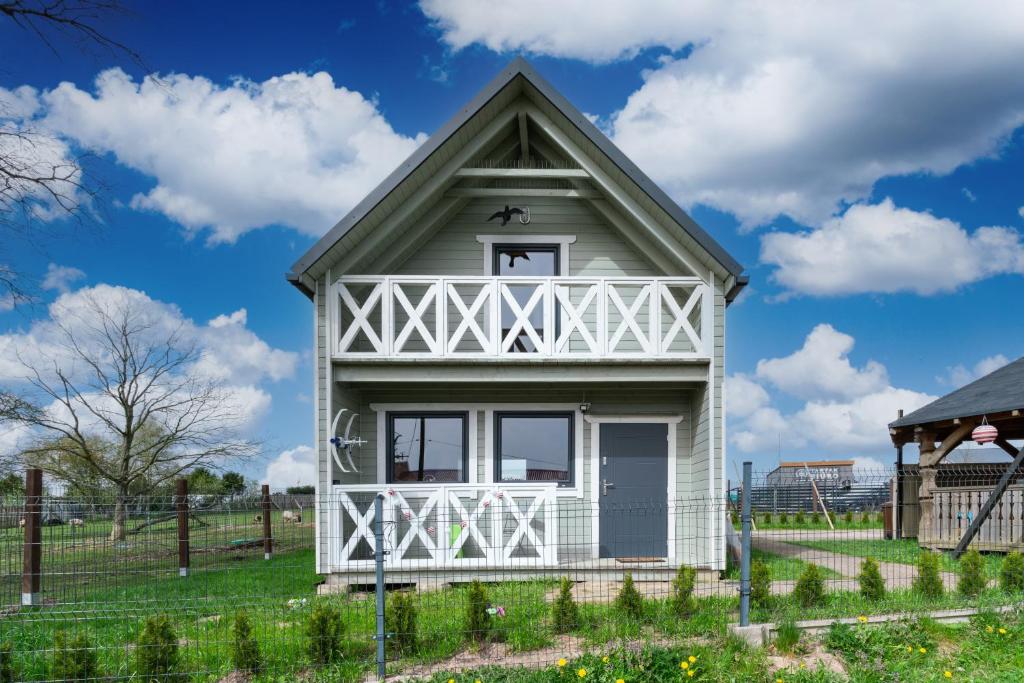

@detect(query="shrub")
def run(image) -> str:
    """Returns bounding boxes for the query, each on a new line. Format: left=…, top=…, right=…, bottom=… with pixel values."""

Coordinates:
left=615, top=572, right=644, bottom=620
left=386, top=592, right=418, bottom=654
left=811, top=511, right=820, bottom=525
left=793, top=563, right=826, bottom=608
left=959, top=549, right=987, bottom=597
left=231, top=611, right=262, bottom=673
left=763, top=513, right=772, bottom=525
left=774, top=620, right=800, bottom=653
left=730, top=510, right=739, bottom=525
left=306, top=601, right=344, bottom=665
left=53, top=632, right=98, bottom=682
left=858, top=557, right=885, bottom=602
left=843, top=510, right=854, bottom=524
left=751, top=558, right=772, bottom=608
left=914, top=551, right=944, bottom=599
left=1000, top=551, right=1024, bottom=592
left=795, top=510, right=805, bottom=525
left=670, top=565, right=697, bottom=616
left=137, top=616, right=180, bottom=683
left=465, top=580, right=491, bottom=642
left=551, top=577, right=579, bottom=633
left=0, top=642, right=13, bottom=683
left=779, top=512, right=788, bottom=524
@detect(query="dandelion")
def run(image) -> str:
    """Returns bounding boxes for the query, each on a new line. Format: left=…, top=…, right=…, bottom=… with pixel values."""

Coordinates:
left=577, top=668, right=587, bottom=678
left=999, top=628, right=1008, bottom=635
left=558, top=659, right=567, bottom=668
left=776, top=678, right=784, bottom=683
left=944, top=672, right=952, bottom=679
left=680, top=661, right=689, bottom=670
left=603, top=656, right=610, bottom=664
left=688, top=655, right=697, bottom=663
left=616, top=680, right=625, bottom=683
left=857, top=615, right=868, bottom=623
left=986, top=626, right=994, bottom=633
left=919, top=647, right=927, bottom=654
left=687, top=671, right=695, bottom=678
left=906, top=646, right=913, bottom=653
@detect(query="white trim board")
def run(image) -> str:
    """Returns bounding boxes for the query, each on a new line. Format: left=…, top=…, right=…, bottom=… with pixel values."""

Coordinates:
left=476, top=235, right=576, bottom=276
left=586, top=415, right=684, bottom=565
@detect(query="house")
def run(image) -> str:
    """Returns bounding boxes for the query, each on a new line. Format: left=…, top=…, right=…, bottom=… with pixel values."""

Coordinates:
left=287, top=58, right=746, bottom=587
left=753, top=460, right=888, bottom=514
left=765, top=460, right=855, bottom=488
left=890, top=356, right=1024, bottom=553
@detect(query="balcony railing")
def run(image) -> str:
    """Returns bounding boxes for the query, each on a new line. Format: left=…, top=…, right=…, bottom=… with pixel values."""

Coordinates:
left=329, top=275, right=710, bottom=360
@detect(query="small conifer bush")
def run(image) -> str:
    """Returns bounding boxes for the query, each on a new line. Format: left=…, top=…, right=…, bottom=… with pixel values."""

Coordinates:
left=306, top=601, right=344, bottom=665
left=779, top=512, right=788, bottom=524
left=858, top=556, right=885, bottom=602
left=0, top=642, right=13, bottom=683
left=751, top=558, right=772, bottom=608
left=795, top=510, right=806, bottom=525
left=843, top=510, right=854, bottom=524
left=793, top=563, right=826, bottom=607
left=731, top=510, right=739, bottom=525
left=552, top=577, right=579, bottom=633
left=137, top=615, right=181, bottom=683
left=670, top=565, right=697, bottom=616
left=763, top=513, right=772, bottom=525
left=959, top=548, right=987, bottom=597
left=231, top=611, right=262, bottom=673
left=1000, top=551, right=1024, bottom=592
left=386, top=591, right=418, bottom=654
left=811, top=511, right=821, bottom=525
left=53, top=632, right=98, bottom=682
left=615, top=572, right=644, bottom=620
left=914, top=551, right=944, bottom=599
left=465, top=580, right=491, bottom=642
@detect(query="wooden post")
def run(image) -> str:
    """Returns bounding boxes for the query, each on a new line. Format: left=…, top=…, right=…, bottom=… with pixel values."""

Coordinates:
left=176, top=479, right=189, bottom=577
left=262, top=484, right=273, bottom=560
left=22, top=468, right=42, bottom=606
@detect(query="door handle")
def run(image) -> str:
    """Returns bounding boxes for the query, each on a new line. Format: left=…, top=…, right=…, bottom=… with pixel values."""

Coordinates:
left=602, top=479, right=614, bottom=496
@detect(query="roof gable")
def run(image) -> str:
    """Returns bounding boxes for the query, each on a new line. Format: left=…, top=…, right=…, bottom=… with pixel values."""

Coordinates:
left=287, top=58, right=745, bottom=297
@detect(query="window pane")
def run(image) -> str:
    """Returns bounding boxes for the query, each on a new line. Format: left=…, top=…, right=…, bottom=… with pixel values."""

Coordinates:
left=497, top=413, right=572, bottom=483
left=390, top=415, right=465, bottom=483
left=495, top=247, right=558, bottom=276
left=495, top=246, right=558, bottom=353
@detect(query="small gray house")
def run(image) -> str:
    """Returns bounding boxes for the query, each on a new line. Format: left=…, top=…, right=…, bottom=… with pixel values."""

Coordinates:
left=287, top=59, right=746, bottom=587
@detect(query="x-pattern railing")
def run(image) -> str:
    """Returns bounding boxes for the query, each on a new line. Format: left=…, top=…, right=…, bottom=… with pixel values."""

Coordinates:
left=330, top=276, right=709, bottom=359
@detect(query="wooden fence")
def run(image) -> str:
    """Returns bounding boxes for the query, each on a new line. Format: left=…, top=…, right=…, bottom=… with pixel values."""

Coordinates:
left=929, top=485, right=1024, bottom=551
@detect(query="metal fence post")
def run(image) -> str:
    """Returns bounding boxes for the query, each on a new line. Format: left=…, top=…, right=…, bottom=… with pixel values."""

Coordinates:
left=22, top=468, right=42, bottom=607
left=739, top=461, right=752, bottom=627
left=262, top=484, right=273, bottom=560
left=176, top=479, right=190, bottom=577
left=374, top=493, right=387, bottom=680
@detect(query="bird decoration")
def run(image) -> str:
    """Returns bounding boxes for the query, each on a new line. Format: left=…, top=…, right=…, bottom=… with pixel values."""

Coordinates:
left=487, top=205, right=526, bottom=226
left=504, top=250, right=530, bottom=268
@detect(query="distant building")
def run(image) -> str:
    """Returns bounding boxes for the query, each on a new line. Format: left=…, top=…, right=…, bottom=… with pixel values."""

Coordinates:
left=766, top=460, right=854, bottom=488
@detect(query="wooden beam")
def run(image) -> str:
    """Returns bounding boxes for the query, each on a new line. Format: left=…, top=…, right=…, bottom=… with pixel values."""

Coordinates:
left=454, top=167, right=589, bottom=178
left=518, top=111, right=530, bottom=161
left=447, top=187, right=601, bottom=199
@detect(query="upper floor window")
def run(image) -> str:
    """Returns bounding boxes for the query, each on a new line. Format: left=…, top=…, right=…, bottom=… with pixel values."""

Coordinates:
left=493, top=244, right=559, bottom=353
left=387, top=412, right=467, bottom=483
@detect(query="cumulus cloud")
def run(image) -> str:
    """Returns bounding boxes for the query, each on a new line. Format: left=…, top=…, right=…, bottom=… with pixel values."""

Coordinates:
left=264, top=445, right=315, bottom=488
left=0, top=284, right=298, bottom=429
left=423, top=1, right=1024, bottom=227
left=940, top=354, right=1010, bottom=387
left=761, top=199, right=1024, bottom=297
left=724, top=374, right=769, bottom=419
left=40, top=263, right=85, bottom=293
left=5, top=69, right=426, bottom=243
left=729, top=324, right=935, bottom=456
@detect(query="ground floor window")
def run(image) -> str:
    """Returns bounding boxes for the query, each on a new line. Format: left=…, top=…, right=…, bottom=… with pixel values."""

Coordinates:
left=494, top=411, right=574, bottom=485
left=387, top=412, right=467, bottom=483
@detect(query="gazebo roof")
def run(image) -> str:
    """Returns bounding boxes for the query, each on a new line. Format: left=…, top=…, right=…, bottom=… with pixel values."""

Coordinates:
left=890, top=356, right=1024, bottom=445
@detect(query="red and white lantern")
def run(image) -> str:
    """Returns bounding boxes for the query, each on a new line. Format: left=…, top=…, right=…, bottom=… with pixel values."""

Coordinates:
left=972, top=420, right=998, bottom=445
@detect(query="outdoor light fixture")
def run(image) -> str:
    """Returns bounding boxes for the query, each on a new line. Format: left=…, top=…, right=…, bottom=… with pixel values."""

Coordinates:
left=580, top=402, right=591, bottom=413
left=972, top=417, right=998, bottom=445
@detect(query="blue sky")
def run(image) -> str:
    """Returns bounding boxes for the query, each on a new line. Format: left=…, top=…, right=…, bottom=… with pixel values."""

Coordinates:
left=2, top=1, right=1023, bottom=484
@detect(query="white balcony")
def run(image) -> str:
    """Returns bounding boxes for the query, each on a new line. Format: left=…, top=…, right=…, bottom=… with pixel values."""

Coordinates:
left=329, top=276, right=710, bottom=361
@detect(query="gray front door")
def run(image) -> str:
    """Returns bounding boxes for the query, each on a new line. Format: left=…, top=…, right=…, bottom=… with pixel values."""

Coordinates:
left=598, top=422, right=669, bottom=558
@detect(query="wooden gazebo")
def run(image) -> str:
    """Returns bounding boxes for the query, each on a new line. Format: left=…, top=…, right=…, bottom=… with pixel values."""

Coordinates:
left=890, top=356, right=1024, bottom=555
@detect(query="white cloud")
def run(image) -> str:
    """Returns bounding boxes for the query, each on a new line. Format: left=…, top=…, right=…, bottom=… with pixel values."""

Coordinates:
left=729, top=324, right=935, bottom=456
left=941, top=354, right=1010, bottom=387
left=5, top=69, right=426, bottom=243
left=41, top=263, right=85, bottom=293
left=263, top=445, right=315, bottom=488
left=754, top=324, right=888, bottom=401
left=423, top=1, right=1024, bottom=227
left=761, top=199, right=1024, bottom=297
left=1019, top=206, right=1024, bottom=220
left=0, top=284, right=297, bottom=431
left=725, top=374, right=769, bottom=418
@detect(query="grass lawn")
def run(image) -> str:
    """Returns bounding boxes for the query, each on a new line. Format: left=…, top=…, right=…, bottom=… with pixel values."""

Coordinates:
left=724, top=548, right=841, bottom=581
left=790, top=539, right=1005, bottom=575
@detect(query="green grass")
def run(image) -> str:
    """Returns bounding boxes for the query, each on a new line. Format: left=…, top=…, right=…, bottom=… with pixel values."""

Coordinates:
left=790, top=539, right=1005, bottom=575
left=733, top=512, right=884, bottom=531
left=724, top=548, right=841, bottom=581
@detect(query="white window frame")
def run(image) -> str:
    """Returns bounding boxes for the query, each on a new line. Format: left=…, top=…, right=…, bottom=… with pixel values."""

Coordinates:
left=476, top=235, right=576, bottom=276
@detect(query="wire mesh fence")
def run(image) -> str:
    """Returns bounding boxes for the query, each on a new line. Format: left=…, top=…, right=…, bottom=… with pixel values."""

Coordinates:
left=1, top=465, right=1023, bottom=681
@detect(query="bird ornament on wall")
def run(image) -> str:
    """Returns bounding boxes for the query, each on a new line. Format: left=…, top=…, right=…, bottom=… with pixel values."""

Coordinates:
left=487, top=205, right=530, bottom=226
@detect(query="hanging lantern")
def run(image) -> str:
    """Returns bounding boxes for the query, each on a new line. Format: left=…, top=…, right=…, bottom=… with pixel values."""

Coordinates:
left=972, top=418, right=998, bottom=445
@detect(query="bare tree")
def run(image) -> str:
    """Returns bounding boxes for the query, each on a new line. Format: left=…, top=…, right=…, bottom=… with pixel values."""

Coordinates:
left=0, top=291, right=259, bottom=541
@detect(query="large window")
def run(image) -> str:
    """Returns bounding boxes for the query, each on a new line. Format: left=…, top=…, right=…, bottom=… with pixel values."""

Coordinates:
left=493, top=244, right=559, bottom=353
left=387, top=412, right=467, bottom=483
left=494, top=412, right=573, bottom=486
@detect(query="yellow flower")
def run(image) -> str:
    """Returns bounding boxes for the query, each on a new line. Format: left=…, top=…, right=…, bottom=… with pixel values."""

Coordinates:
left=919, top=647, right=927, bottom=654
left=602, top=656, right=610, bottom=664
left=906, top=646, right=913, bottom=652
left=776, top=678, right=784, bottom=683
left=944, top=672, right=953, bottom=679
left=680, top=661, right=689, bottom=670
left=577, top=668, right=587, bottom=678
left=986, top=625, right=994, bottom=633
left=857, top=615, right=868, bottom=623
left=689, top=655, right=697, bottom=663
left=558, top=659, right=567, bottom=667
left=999, top=628, right=1008, bottom=634
left=616, top=680, right=625, bottom=683
left=687, top=671, right=695, bottom=678
left=799, top=662, right=806, bottom=669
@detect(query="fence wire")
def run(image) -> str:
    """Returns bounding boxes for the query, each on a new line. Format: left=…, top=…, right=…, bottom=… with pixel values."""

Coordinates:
left=1, top=466, right=1023, bottom=681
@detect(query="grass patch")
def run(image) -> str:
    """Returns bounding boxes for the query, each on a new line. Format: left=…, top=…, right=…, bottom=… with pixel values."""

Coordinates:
left=791, top=539, right=1004, bottom=575
left=724, top=548, right=841, bottom=580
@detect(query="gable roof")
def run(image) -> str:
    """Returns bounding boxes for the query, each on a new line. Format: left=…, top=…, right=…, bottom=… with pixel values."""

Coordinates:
left=287, top=58, right=745, bottom=298
left=890, top=356, right=1024, bottom=429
